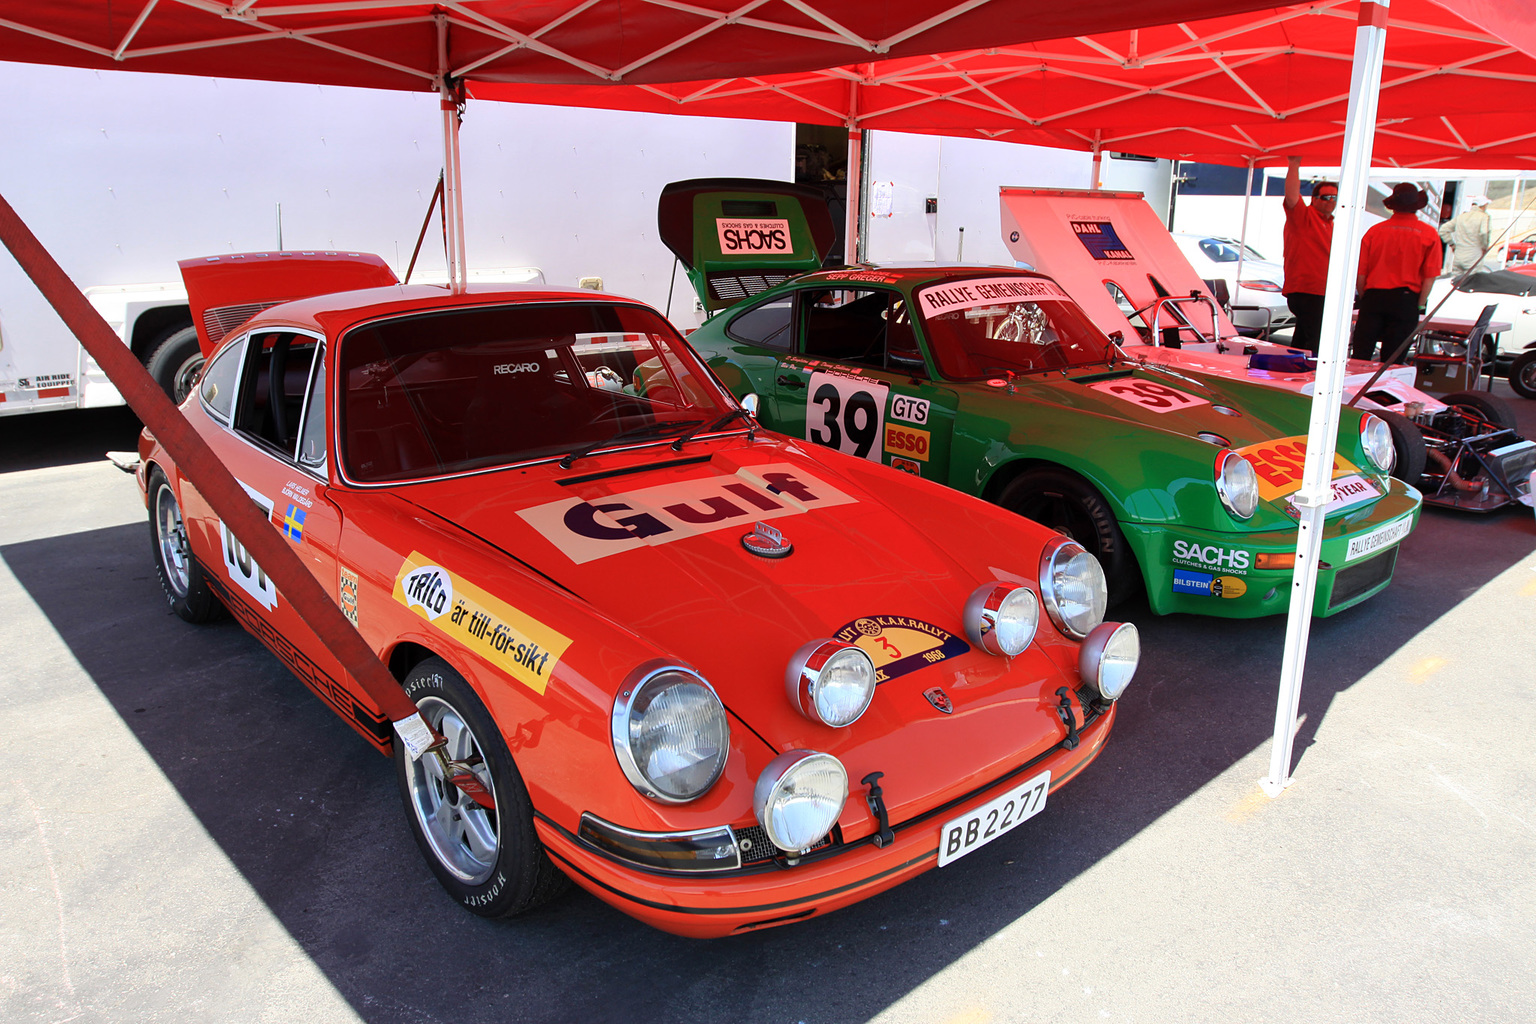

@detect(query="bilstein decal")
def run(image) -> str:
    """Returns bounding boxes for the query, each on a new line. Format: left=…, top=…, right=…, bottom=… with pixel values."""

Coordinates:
left=392, top=552, right=571, bottom=696
left=518, top=463, right=856, bottom=564
left=832, top=615, right=970, bottom=684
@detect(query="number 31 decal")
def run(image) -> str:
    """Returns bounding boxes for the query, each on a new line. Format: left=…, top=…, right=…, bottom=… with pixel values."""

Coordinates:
left=805, top=372, right=889, bottom=460
left=1086, top=378, right=1209, bottom=413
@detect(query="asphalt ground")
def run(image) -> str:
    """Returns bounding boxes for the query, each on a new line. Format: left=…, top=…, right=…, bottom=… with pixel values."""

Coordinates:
left=3, top=388, right=1534, bottom=1024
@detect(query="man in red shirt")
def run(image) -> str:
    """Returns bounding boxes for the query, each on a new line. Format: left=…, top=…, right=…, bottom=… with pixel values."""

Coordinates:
left=1351, top=182, right=1443, bottom=363
left=1282, top=156, right=1336, bottom=353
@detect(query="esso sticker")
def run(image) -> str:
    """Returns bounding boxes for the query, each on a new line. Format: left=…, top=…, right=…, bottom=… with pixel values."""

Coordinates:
left=806, top=371, right=888, bottom=461
left=890, top=395, right=930, bottom=425
left=884, top=424, right=931, bottom=462
left=716, top=218, right=792, bottom=255
left=1087, top=378, right=1209, bottom=413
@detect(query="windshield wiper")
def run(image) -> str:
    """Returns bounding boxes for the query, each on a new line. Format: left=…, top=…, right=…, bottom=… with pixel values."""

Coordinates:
left=670, top=408, right=755, bottom=451
left=558, top=420, right=702, bottom=469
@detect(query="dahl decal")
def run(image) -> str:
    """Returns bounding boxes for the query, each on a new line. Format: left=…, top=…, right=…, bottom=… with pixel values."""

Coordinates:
left=831, top=615, right=970, bottom=683
left=392, top=553, right=571, bottom=696
left=1070, top=220, right=1135, bottom=261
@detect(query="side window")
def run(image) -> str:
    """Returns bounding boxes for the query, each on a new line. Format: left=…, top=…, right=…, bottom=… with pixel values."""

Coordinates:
left=799, top=288, right=925, bottom=377
left=198, top=337, right=243, bottom=422
left=296, top=351, right=327, bottom=471
left=232, top=330, right=319, bottom=461
left=725, top=296, right=794, bottom=350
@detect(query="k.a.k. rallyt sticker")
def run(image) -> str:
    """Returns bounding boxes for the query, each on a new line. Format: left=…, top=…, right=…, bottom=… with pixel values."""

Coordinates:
left=832, top=615, right=970, bottom=683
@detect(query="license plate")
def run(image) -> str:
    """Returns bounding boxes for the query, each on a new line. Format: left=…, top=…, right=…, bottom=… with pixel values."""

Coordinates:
left=1345, top=514, right=1414, bottom=562
left=937, top=769, right=1050, bottom=867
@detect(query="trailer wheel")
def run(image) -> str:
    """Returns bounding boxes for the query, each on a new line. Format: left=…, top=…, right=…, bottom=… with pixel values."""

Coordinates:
left=146, top=325, right=204, bottom=405
left=1374, top=411, right=1427, bottom=485
left=1508, top=351, right=1536, bottom=400
left=1443, top=390, right=1518, bottom=432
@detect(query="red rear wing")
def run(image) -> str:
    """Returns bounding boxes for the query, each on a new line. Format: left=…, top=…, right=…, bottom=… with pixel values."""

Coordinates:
left=178, top=251, right=398, bottom=352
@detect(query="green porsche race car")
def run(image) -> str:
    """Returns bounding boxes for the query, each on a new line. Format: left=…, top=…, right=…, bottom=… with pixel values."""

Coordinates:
left=661, top=178, right=1422, bottom=618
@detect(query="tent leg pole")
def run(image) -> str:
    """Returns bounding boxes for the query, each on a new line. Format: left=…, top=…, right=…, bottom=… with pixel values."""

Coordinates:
left=1262, top=0, right=1392, bottom=797
left=846, top=128, right=862, bottom=265
left=1090, top=131, right=1102, bottom=191
left=1234, top=159, right=1253, bottom=330
left=436, top=13, right=467, bottom=295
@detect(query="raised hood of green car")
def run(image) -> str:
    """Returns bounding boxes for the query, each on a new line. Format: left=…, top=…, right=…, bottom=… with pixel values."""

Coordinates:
left=658, top=177, right=837, bottom=312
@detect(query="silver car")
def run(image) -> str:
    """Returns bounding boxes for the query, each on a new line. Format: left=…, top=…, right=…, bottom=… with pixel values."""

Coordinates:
left=1172, top=233, right=1296, bottom=338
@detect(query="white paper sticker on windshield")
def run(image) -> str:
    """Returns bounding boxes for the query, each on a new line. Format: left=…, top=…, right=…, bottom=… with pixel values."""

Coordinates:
left=917, top=277, right=1070, bottom=318
left=716, top=218, right=792, bottom=255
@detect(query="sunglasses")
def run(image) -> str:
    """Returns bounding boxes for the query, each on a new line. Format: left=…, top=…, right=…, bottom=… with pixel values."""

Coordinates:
left=1315, top=193, right=1338, bottom=202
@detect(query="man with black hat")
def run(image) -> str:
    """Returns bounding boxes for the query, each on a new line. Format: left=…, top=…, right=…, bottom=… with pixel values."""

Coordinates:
left=1351, top=182, right=1443, bottom=362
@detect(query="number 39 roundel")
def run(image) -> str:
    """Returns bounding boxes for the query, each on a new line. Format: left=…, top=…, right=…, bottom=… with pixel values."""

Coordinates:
left=805, top=371, right=888, bottom=461
left=1086, top=378, right=1209, bottom=413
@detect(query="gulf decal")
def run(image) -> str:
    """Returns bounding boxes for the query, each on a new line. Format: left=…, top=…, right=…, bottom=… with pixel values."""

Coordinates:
left=1087, top=378, right=1209, bottom=413
left=518, top=463, right=857, bottom=565
left=392, top=553, right=570, bottom=696
left=832, top=616, right=970, bottom=683
left=917, top=276, right=1070, bottom=318
left=716, top=218, right=792, bottom=255
left=1236, top=435, right=1361, bottom=502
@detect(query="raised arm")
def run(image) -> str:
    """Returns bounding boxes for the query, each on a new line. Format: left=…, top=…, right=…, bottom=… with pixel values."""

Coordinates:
left=1284, top=156, right=1302, bottom=211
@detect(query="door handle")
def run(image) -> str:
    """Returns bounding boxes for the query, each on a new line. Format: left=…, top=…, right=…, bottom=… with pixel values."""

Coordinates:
left=776, top=375, right=806, bottom=389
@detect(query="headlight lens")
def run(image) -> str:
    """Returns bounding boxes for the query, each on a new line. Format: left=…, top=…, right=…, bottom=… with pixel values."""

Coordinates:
left=753, top=750, right=848, bottom=853
left=963, top=582, right=1039, bottom=656
left=1214, top=449, right=1259, bottom=519
left=1077, top=621, right=1139, bottom=702
left=612, top=662, right=730, bottom=803
left=785, top=640, right=876, bottom=727
left=1360, top=413, right=1395, bottom=473
left=1038, top=536, right=1107, bottom=640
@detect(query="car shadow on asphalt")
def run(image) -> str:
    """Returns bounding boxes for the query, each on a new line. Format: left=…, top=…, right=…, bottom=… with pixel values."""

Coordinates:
left=5, top=478, right=1534, bottom=1024
left=0, top=406, right=143, bottom=474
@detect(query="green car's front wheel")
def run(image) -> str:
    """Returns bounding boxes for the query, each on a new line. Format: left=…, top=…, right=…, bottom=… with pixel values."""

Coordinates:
left=999, top=467, right=1139, bottom=607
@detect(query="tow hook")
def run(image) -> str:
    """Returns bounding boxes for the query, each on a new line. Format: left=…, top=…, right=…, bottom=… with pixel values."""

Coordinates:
left=862, top=771, right=895, bottom=848
left=433, top=748, right=497, bottom=811
left=1055, top=687, right=1081, bottom=750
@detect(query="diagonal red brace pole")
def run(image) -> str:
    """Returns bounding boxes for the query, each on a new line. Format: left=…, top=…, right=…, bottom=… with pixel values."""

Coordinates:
left=0, top=191, right=432, bottom=749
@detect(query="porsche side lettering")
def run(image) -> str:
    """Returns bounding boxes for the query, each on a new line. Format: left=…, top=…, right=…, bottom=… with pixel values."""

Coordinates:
left=518, top=464, right=856, bottom=564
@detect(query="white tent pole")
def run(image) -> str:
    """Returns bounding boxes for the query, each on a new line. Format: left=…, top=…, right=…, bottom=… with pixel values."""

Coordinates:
left=1090, top=130, right=1103, bottom=190
left=845, top=74, right=863, bottom=265
left=1234, top=158, right=1253, bottom=321
left=1262, top=0, right=1392, bottom=797
left=437, top=14, right=467, bottom=294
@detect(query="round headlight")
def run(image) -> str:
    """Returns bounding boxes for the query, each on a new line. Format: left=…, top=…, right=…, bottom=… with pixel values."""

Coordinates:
left=753, top=750, right=848, bottom=853
left=963, top=582, right=1039, bottom=656
left=785, top=640, right=876, bottom=728
left=1077, top=621, right=1139, bottom=702
left=1038, top=536, right=1108, bottom=640
left=613, top=662, right=730, bottom=803
left=1360, top=413, right=1395, bottom=474
left=1214, top=449, right=1259, bottom=520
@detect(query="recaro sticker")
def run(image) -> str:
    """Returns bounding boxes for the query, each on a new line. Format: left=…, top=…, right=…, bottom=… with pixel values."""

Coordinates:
left=832, top=616, right=970, bottom=683
left=807, top=371, right=888, bottom=461
left=518, top=463, right=857, bottom=564
left=392, top=552, right=571, bottom=696
left=1086, top=378, right=1210, bottom=413
left=220, top=481, right=278, bottom=611
left=716, top=218, right=792, bottom=255
left=1236, top=435, right=1360, bottom=502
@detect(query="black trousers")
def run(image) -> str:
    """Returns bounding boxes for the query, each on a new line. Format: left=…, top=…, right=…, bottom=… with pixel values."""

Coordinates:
left=1285, top=292, right=1325, bottom=353
left=1351, top=287, right=1419, bottom=363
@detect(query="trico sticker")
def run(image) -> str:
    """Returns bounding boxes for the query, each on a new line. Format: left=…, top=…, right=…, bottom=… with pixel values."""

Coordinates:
left=1236, top=435, right=1360, bottom=502
left=884, top=423, right=931, bottom=462
left=889, top=395, right=930, bottom=424
left=831, top=616, right=970, bottom=683
left=392, top=552, right=571, bottom=696
left=1344, top=514, right=1413, bottom=563
left=1171, top=539, right=1251, bottom=575
left=917, top=276, right=1069, bottom=319
left=518, top=463, right=857, bottom=565
left=220, top=481, right=277, bottom=611
left=807, top=371, right=888, bottom=461
left=716, top=218, right=792, bottom=255
left=339, top=568, right=360, bottom=627
left=1086, top=378, right=1209, bottom=413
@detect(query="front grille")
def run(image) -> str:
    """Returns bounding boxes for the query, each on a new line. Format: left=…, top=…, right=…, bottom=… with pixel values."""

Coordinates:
left=1329, top=546, right=1398, bottom=609
left=734, top=824, right=832, bottom=865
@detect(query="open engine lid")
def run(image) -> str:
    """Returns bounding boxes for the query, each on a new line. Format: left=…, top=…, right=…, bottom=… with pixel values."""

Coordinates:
left=178, top=250, right=398, bottom=352
left=658, top=178, right=836, bottom=313
left=998, top=188, right=1238, bottom=345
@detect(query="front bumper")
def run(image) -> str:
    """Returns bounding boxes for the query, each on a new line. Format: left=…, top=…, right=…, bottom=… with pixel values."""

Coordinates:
left=535, top=699, right=1117, bottom=938
left=1126, top=480, right=1422, bottom=618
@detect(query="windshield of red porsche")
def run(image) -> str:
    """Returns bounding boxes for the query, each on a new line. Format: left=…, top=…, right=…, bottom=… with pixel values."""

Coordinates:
left=916, top=275, right=1115, bottom=378
left=341, top=302, right=731, bottom=482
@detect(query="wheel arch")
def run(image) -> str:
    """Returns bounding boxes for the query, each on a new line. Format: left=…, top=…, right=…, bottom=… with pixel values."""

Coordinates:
left=129, top=305, right=194, bottom=363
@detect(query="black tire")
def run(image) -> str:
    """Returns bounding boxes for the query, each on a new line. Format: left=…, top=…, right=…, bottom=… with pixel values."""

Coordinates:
left=1507, top=351, right=1536, bottom=400
left=147, top=466, right=223, bottom=623
left=998, top=467, right=1139, bottom=606
left=145, top=324, right=204, bottom=405
left=1443, top=390, right=1519, bottom=432
left=396, top=658, right=568, bottom=918
left=1375, top=410, right=1427, bottom=485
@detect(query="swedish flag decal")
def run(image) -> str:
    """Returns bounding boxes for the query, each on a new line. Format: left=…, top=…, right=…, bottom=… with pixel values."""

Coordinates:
left=282, top=504, right=306, bottom=543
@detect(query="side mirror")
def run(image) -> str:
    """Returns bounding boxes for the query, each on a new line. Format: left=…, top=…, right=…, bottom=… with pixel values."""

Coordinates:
left=741, top=393, right=760, bottom=418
